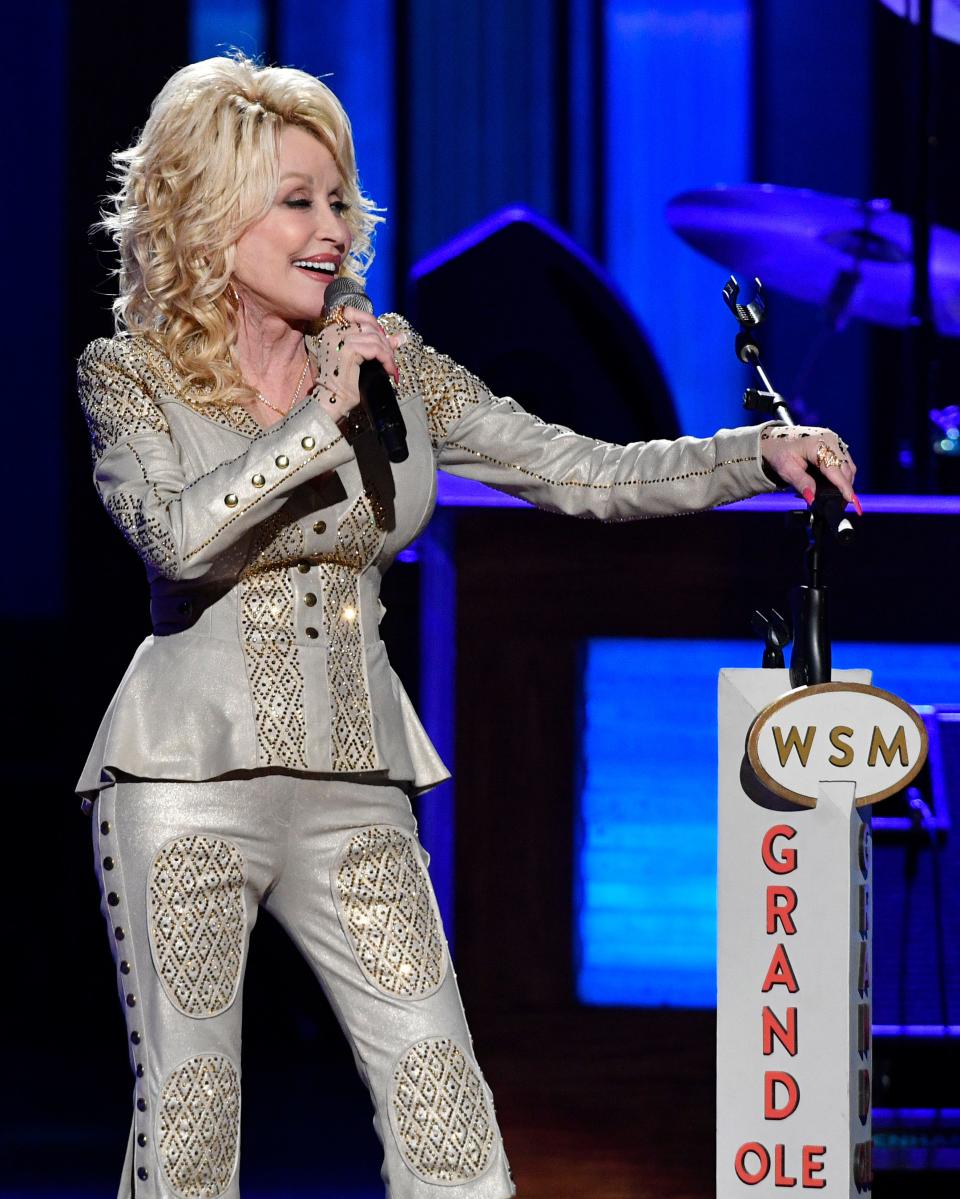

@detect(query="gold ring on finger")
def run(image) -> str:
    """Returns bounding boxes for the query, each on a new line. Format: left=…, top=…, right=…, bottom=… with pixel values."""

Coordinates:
left=320, top=307, right=350, bottom=331
left=816, top=442, right=843, bottom=470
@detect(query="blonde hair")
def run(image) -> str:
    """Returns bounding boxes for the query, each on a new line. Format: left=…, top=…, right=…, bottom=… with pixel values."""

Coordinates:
left=99, top=53, right=382, bottom=407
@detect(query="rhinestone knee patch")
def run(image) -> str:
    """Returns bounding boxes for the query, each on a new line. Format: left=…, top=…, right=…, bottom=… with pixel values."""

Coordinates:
left=148, top=836, right=245, bottom=1018
left=334, top=827, right=446, bottom=998
left=158, top=1054, right=240, bottom=1198
left=390, top=1037, right=496, bottom=1183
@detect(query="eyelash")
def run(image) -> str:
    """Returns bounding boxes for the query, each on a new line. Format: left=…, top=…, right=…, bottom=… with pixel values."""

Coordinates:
left=284, top=198, right=352, bottom=216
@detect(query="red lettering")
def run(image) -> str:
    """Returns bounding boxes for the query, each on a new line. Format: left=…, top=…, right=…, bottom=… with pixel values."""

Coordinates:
left=858, top=821, right=870, bottom=878
left=762, top=825, right=798, bottom=874
left=764, top=1071, right=800, bottom=1120
left=767, top=885, right=798, bottom=935
left=857, top=941, right=870, bottom=997
left=761, top=944, right=799, bottom=993
left=858, top=1068, right=871, bottom=1125
left=773, top=1142, right=797, bottom=1186
left=762, top=1006, right=798, bottom=1056
left=801, top=1144, right=826, bottom=1188
left=857, top=1003, right=871, bottom=1056
left=736, top=1144, right=828, bottom=1188
left=735, top=1142, right=770, bottom=1184
left=853, top=1140, right=873, bottom=1192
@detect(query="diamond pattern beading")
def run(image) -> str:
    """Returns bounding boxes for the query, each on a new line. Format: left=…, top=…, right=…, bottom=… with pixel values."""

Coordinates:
left=318, top=492, right=383, bottom=772
left=148, top=837, right=245, bottom=1018
left=318, top=489, right=384, bottom=571
left=105, top=488, right=178, bottom=575
left=335, top=827, right=445, bottom=997
left=79, top=335, right=264, bottom=468
left=158, top=1054, right=240, bottom=1198
left=238, top=515, right=308, bottom=769
left=78, top=341, right=171, bottom=463
left=415, top=347, right=489, bottom=449
left=391, top=1038, right=496, bottom=1183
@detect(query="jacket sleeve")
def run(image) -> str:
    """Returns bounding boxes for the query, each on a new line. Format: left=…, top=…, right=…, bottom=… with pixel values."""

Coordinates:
left=78, top=336, right=356, bottom=582
left=382, top=313, right=778, bottom=520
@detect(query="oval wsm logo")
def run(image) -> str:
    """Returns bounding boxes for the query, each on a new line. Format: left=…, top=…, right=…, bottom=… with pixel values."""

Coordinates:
left=746, top=683, right=928, bottom=808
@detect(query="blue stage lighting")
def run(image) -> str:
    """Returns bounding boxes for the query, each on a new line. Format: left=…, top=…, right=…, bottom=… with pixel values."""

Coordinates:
left=575, top=638, right=960, bottom=1008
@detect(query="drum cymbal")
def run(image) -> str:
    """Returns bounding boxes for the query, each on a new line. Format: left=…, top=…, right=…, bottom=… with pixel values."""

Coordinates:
left=666, top=183, right=960, bottom=335
left=877, top=0, right=960, bottom=45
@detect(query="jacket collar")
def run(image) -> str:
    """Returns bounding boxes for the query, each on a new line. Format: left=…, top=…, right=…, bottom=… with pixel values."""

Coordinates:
left=139, top=332, right=321, bottom=440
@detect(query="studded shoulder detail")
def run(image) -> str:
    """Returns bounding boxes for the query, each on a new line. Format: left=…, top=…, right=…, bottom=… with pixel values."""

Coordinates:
left=77, top=337, right=173, bottom=463
left=77, top=335, right=265, bottom=459
left=377, top=312, right=491, bottom=450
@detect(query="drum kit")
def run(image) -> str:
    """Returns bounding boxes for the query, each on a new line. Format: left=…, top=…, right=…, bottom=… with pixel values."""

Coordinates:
left=665, top=0, right=960, bottom=478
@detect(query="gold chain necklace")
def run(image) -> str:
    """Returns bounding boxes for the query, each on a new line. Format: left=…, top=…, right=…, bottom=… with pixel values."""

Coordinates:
left=256, top=353, right=310, bottom=417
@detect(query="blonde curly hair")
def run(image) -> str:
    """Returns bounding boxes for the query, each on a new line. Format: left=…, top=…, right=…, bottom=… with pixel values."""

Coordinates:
left=99, top=53, right=382, bottom=408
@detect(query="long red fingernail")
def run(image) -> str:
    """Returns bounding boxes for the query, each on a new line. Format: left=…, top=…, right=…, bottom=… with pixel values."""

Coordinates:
left=851, top=492, right=863, bottom=516
left=802, top=487, right=814, bottom=506
left=394, top=366, right=400, bottom=383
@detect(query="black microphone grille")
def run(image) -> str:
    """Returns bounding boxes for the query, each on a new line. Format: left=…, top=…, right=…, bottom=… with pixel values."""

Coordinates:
left=324, top=276, right=374, bottom=315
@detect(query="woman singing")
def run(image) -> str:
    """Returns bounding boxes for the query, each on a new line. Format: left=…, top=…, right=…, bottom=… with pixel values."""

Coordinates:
left=78, top=53, right=857, bottom=1199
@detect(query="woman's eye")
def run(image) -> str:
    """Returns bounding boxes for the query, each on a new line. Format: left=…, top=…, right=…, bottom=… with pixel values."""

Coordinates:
left=331, top=199, right=351, bottom=216
left=285, top=198, right=312, bottom=209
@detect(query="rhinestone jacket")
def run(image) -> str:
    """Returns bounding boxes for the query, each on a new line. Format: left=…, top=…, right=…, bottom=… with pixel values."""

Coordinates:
left=75, top=312, right=778, bottom=796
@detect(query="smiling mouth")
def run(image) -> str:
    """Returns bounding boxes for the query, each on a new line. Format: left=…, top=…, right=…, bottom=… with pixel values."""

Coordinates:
left=292, top=259, right=338, bottom=276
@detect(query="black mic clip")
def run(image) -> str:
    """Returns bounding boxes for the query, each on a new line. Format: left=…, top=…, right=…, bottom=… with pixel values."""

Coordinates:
left=723, top=277, right=793, bottom=425
left=722, top=274, right=766, bottom=330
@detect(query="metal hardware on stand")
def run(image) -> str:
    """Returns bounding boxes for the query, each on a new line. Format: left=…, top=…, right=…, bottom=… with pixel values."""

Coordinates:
left=750, top=608, right=791, bottom=670
left=723, top=276, right=856, bottom=688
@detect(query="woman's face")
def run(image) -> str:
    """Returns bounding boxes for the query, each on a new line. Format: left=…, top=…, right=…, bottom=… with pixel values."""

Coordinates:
left=232, top=124, right=353, bottom=322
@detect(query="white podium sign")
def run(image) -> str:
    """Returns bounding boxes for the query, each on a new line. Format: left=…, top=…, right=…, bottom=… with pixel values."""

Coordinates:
left=717, top=670, right=928, bottom=1197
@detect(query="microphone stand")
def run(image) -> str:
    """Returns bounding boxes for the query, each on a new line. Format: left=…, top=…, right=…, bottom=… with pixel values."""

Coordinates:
left=722, top=277, right=854, bottom=688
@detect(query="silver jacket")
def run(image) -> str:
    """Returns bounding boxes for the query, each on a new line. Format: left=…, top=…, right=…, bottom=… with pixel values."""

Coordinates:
left=76, top=312, right=777, bottom=797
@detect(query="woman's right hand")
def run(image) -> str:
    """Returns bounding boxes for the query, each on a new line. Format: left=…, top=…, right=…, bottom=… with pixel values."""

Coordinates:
left=313, top=309, right=407, bottom=425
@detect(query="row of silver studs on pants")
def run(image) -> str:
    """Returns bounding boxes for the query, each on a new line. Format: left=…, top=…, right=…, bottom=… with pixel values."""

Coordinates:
left=100, top=813, right=150, bottom=1188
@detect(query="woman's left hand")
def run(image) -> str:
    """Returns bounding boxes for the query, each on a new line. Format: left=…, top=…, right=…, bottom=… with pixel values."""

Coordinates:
left=760, top=425, right=861, bottom=514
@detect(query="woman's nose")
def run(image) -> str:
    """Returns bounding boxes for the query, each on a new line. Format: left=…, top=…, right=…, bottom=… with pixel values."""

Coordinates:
left=317, top=211, right=346, bottom=250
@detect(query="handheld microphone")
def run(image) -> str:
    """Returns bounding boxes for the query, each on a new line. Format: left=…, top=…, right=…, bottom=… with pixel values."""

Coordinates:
left=323, top=277, right=408, bottom=463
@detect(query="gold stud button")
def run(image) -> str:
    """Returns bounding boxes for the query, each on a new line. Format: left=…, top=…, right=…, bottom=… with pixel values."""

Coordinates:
left=305, top=626, right=319, bottom=639
left=224, top=493, right=239, bottom=508
left=297, top=561, right=311, bottom=573
left=313, top=520, right=327, bottom=535
left=275, top=455, right=290, bottom=469
left=304, top=593, right=317, bottom=607
left=251, top=473, right=265, bottom=488
left=301, top=436, right=316, bottom=450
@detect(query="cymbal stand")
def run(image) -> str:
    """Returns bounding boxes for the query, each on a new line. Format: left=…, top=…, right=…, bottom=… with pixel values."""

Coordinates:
left=790, top=199, right=889, bottom=415
left=722, top=276, right=854, bottom=688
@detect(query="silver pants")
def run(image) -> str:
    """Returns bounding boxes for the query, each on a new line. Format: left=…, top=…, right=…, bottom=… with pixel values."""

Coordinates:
left=92, top=771, right=515, bottom=1199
